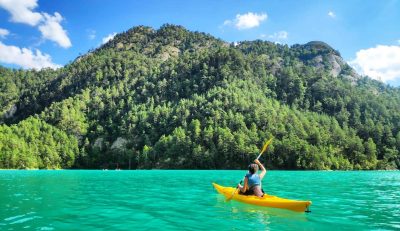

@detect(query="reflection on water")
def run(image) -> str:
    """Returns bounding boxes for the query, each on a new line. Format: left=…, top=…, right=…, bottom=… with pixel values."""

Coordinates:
left=215, top=195, right=309, bottom=221
left=213, top=195, right=310, bottom=230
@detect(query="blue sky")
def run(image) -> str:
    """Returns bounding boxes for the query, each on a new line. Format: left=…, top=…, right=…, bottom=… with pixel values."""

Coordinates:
left=0, top=0, right=400, bottom=86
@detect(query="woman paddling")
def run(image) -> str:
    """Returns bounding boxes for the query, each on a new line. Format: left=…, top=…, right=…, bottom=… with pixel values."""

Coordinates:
left=237, top=159, right=266, bottom=197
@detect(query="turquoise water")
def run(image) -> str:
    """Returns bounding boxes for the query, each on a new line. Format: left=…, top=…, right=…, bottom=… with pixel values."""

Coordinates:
left=0, top=170, right=399, bottom=230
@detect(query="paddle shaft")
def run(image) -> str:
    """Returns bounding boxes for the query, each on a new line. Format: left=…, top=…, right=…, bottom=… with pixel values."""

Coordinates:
left=256, top=151, right=264, bottom=161
left=226, top=138, right=272, bottom=202
left=226, top=151, right=264, bottom=201
left=226, top=180, right=242, bottom=202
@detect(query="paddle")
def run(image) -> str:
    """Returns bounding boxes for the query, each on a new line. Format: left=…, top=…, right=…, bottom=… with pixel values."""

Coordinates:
left=225, top=138, right=273, bottom=202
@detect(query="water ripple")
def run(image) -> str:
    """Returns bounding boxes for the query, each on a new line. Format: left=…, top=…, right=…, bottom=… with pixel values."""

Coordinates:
left=0, top=170, right=399, bottom=230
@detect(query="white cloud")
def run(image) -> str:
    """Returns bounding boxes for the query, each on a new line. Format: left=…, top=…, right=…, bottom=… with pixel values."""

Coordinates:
left=269, top=31, right=288, bottom=40
left=328, top=11, right=336, bottom=18
left=101, top=32, right=117, bottom=44
left=224, top=12, right=267, bottom=30
left=38, top=12, right=71, bottom=48
left=260, top=31, right=288, bottom=43
left=0, top=28, right=10, bottom=38
left=0, top=41, right=61, bottom=69
left=223, top=20, right=232, bottom=26
left=349, top=45, right=400, bottom=82
left=87, top=29, right=96, bottom=40
left=0, top=0, right=72, bottom=48
left=0, top=0, right=42, bottom=26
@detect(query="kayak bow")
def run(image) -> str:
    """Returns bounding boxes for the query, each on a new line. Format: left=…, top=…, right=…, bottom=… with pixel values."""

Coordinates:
left=213, top=183, right=311, bottom=212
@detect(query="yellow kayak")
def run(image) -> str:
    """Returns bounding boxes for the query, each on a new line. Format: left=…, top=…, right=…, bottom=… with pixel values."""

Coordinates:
left=212, top=183, right=312, bottom=212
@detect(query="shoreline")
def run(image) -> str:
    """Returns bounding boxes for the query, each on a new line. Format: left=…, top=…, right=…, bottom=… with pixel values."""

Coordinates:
left=0, top=169, right=398, bottom=171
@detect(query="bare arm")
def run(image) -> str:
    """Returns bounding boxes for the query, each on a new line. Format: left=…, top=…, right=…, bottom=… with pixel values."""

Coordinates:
left=254, top=159, right=266, bottom=180
left=238, top=177, right=248, bottom=193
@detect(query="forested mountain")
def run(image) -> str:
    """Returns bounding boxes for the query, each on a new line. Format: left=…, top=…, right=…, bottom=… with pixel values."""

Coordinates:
left=1, top=24, right=399, bottom=170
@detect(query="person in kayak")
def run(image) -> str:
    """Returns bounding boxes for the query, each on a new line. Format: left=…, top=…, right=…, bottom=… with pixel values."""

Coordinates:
left=237, top=159, right=266, bottom=197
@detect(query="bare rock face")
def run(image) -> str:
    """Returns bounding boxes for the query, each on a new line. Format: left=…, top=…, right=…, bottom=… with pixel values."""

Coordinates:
left=327, top=54, right=343, bottom=77
left=301, top=41, right=361, bottom=81
left=310, top=54, right=342, bottom=77
left=159, top=45, right=180, bottom=61
left=111, top=137, right=128, bottom=150
left=312, top=55, right=324, bottom=70
left=325, top=54, right=361, bottom=82
left=116, top=42, right=124, bottom=49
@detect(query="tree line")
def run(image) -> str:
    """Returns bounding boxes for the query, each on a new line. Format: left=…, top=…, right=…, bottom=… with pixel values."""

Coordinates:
left=0, top=24, right=399, bottom=169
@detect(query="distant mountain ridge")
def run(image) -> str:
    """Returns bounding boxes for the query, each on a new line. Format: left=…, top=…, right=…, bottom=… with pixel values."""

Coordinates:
left=0, top=24, right=399, bottom=170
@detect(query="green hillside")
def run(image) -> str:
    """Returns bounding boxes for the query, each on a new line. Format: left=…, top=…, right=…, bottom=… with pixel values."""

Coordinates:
left=1, top=24, right=399, bottom=170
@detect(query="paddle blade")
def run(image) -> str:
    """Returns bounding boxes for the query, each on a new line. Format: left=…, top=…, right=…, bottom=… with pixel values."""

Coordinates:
left=260, top=138, right=273, bottom=154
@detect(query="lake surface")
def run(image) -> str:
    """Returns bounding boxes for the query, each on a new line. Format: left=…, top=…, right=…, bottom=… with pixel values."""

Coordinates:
left=0, top=170, right=399, bottom=230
